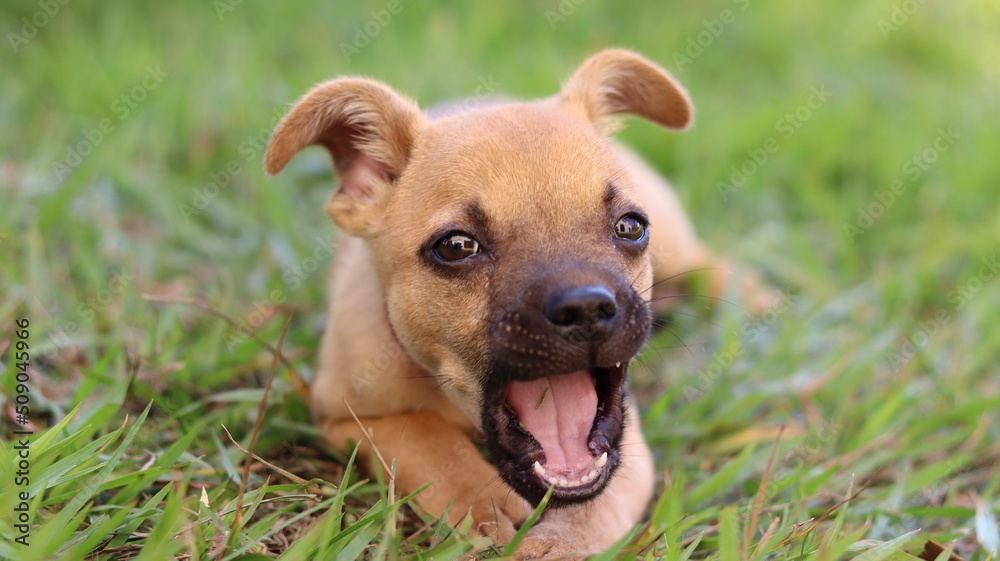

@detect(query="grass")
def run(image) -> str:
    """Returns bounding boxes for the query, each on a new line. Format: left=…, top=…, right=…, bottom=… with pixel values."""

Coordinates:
left=2, top=0, right=999, bottom=559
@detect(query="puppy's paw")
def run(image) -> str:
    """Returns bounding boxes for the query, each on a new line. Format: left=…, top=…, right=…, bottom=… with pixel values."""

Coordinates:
left=511, top=526, right=585, bottom=560
left=469, top=502, right=520, bottom=544
left=462, top=488, right=534, bottom=544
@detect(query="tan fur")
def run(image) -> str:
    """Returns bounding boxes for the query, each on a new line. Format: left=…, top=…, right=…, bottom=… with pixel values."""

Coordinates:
left=266, top=49, right=773, bottom=559
left=559, top=48, right=693, bottom=133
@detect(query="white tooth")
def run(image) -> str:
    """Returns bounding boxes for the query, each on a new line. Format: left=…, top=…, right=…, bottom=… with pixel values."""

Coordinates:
left=583, top=469, right=596, bottom=483
left=595, top=452, right=608, bottom=468
left=533, top=461, right=546, bottom=478
left=616, top=361, right=622, bottom=368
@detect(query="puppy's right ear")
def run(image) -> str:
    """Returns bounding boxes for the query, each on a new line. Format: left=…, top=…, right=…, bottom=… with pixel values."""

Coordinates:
left=559, top=49, right=693, bottom=134
left=265, top=78, right=424, bottom=237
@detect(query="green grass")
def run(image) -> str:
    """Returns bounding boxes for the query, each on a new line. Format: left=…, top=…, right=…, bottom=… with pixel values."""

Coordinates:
left=2, top=0, right=999, bottom=559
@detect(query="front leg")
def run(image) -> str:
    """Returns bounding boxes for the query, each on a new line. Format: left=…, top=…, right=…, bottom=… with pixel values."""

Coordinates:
left=323, top=412, right=534, bottom=542
left=516, top=408, right=655, bottom=559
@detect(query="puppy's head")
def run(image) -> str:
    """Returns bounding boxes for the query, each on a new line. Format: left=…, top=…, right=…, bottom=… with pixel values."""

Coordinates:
left=267, top=49, right=692, bottom=506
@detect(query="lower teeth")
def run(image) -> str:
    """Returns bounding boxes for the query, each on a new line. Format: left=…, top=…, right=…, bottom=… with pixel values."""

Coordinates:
left=531, top=453, right=607, bottom=487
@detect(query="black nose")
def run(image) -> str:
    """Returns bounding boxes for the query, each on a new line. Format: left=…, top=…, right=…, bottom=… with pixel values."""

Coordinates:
left=544, top=285, right=618, bottom=341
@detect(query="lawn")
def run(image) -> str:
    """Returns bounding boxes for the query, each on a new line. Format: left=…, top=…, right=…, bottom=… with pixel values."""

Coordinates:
left=2, top=0, right=999, bottom=559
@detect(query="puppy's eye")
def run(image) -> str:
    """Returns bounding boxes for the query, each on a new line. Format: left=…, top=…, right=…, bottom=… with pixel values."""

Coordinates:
left=433, top=233, right=481, bottom=262
left=614, top=215, right=647, bottom=242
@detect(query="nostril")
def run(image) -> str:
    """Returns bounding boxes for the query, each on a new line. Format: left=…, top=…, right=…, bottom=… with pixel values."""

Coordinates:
left=548, top=305, right=581, bottom=326
left=597, top=299, right=617, bottom=319
left=544, top=285, right=618, bottom=327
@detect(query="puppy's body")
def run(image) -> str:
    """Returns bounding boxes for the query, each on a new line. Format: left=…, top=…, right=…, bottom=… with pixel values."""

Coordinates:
left=267, top=50, right=765, bottom=558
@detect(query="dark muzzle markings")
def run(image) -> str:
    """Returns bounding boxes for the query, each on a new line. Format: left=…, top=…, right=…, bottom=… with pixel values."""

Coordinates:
left=482, top=270, right=651, bottom=506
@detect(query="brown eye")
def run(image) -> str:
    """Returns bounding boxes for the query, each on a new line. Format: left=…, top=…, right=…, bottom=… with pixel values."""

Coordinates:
left=433, top=233, right=481, bottom=262
left=614, top=215, right=647, bottom=242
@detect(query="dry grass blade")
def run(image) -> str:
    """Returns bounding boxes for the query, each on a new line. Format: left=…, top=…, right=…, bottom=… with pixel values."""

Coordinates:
left=752, top=516, right=782, bottom=560
left=682, top=525, right=718, bottom=547
left=343, top=397, right=397, bottom=535
left=142, top=293, right=310, bottom=401
left=221, top=424, right=325, bottom=495
left=744, top=424, right=784, bottom=559
left=222, top=312, right=295, bottom=557
left=774, top=479, right=871, bottom=548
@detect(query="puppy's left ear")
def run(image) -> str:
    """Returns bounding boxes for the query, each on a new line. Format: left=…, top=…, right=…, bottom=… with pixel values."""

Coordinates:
left=560, top=49, right=693, bottom=133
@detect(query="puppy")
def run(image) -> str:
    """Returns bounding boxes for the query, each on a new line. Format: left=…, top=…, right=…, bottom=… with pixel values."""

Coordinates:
left=266, top=49, right=762, bottom=558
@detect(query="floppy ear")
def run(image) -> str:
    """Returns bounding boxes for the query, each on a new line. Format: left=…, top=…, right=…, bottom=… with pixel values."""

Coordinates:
left=560, top=49, right=693, bottom=133
left=265, top=78, right=424, bottom=237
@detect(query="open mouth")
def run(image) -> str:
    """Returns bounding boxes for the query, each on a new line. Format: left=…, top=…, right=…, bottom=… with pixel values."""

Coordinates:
left=484, top=362, right=627, bottom=506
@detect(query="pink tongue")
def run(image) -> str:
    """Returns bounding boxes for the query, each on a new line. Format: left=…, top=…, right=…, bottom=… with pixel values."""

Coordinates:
left=506, top=370, right=597, bottom=471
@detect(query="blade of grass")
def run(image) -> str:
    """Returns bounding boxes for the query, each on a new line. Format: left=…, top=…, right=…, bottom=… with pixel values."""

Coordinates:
left=688, top=444, right=757, bottom=506
left=718, top=506, right=740, bottom=561
left=34, top=402, right=153, bottom=557
left=502, top=485, right=553, bottom=556
left=851, top=529, right=921, bottom=561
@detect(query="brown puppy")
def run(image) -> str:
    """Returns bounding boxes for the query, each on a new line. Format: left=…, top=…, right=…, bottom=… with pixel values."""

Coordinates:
left=266, top=49, right=757, bottom=558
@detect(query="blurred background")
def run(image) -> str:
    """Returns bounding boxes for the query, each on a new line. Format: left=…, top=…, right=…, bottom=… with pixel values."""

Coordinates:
left=2, top=0, right=999, bottom=558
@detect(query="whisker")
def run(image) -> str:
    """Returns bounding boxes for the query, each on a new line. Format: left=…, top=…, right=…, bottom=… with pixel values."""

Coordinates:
left=476, top=474, right=506, bottom=505
left=656, top=326, right=694, bottom=359
left=658, top=310, right=721, bottom=328
left=647, top=293, right=748, bottom=316
left=600, top=481, right=624, bottom=503
left=644, top=341, right=712, bottom=351
left=609, top=164, right=631, bottom=186
left=627, top=261, right=646, bottom=293
left=399, top=379, right=449, bottom=437
left=631, top=352, right=668, bottom=394
left=638, top=267, right=729, bottom=295
left=650, top=319, right=711, bottom=342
